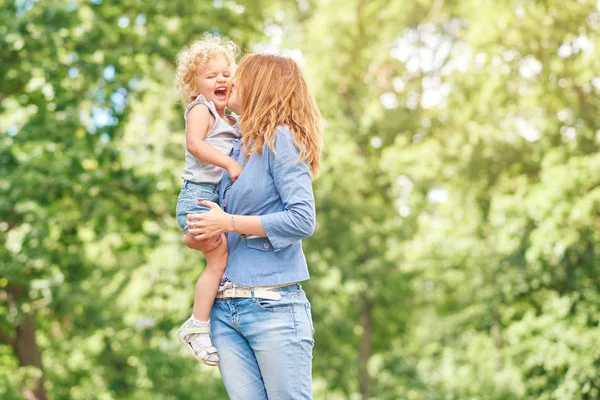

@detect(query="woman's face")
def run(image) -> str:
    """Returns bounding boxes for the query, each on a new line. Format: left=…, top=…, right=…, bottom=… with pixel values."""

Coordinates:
left=227, top=76, right=242, bottom=114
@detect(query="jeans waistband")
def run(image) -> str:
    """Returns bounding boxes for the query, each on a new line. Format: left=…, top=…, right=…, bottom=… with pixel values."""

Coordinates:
left=182, top=180, right=218, bottom=189
left=238, top=282, right=299, bottom=291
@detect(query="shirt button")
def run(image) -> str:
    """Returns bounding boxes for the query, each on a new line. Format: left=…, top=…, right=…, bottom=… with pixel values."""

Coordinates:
left=221, top=199, right=227, bottom=207
left=263, top=242, right=270, bottom=249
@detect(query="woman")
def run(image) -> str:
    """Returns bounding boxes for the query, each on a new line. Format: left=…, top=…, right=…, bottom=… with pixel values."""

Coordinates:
left=183, top=53, right=322, bottom=399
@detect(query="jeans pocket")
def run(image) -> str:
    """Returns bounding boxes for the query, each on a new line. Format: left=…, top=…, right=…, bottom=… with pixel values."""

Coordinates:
left=254, top=295, right=293, bottom=313
left=305, top=303, right=315, bottom=336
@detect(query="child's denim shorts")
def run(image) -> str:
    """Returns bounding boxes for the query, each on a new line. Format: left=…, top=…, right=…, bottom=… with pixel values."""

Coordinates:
left=176, top=181, right=219, bottom=233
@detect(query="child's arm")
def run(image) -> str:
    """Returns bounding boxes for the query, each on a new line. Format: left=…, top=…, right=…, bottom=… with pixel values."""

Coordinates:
left=186, top=105, right=242, bottom=180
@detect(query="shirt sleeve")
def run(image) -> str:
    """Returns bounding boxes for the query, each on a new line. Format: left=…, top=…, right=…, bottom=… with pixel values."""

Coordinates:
left=260, top=126, right=316, bottom=251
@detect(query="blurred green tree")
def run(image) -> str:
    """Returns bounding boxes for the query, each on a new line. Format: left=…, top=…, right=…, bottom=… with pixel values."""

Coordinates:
left=2, top=0, right=600, bottom=399
left=0, top=1, right=275, bottom=398
left=283, top=0, right=600, bottom=398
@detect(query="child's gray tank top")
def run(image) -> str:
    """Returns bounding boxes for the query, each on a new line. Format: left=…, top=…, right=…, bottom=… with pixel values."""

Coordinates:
left=181, top=94, right=241, bottom=184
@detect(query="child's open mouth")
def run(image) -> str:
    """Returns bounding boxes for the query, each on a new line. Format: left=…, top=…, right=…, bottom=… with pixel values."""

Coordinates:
left=214, top=86, right=227, bottom=100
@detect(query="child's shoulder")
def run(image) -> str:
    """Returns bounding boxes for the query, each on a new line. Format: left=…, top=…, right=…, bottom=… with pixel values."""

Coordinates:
left=185, top=102, right=215, bottom=133
left=187, top=94, right=219, bottom=119
left=185, top=94, right=212, bottom=116
left=185, top=101, right=212, bottom=120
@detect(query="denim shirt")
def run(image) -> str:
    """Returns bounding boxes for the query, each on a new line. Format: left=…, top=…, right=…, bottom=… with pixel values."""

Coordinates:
left=219, top=126, right=316, bottom=286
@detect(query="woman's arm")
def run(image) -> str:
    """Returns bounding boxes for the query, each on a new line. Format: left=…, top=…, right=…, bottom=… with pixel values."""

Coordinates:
left=259, top=128, right=316, bottom=248
left=187, top=202, right=266, bottom=238
left=187, top=128, right=316, bottom=248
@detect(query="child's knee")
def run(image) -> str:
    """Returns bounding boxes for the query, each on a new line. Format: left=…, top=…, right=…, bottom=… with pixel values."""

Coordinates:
left=205, top=255, right=227, bottom=274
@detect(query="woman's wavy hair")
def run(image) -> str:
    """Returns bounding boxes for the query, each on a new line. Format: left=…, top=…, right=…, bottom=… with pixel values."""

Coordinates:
left=175, top=33, right=239, bottom=106
left=235, top=54, right=323, bottom=177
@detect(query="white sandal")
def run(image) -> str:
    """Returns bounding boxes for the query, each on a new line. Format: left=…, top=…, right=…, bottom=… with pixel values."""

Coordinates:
left=176, top=323, right=219, bottom=366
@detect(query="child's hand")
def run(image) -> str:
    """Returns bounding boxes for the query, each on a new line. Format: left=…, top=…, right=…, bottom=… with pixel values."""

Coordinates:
left=227, top=161, right=244, bottom=182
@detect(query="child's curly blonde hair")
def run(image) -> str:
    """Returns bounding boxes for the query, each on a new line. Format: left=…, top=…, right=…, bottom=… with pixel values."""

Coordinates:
left=175, top=33, right=240, bottom=106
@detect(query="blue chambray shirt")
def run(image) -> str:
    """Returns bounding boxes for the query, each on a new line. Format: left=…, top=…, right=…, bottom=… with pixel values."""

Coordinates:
left=219, top=126, right=316, bottom=287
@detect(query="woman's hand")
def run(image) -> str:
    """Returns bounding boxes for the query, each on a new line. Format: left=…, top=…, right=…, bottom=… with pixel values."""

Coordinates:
left=187, top=200, right=233, bottom=239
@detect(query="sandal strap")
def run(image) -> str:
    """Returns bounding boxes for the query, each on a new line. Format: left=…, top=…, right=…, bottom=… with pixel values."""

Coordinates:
left=198, top=346, right=218, bottom=359
left=181, top=326, right=210, bottom=335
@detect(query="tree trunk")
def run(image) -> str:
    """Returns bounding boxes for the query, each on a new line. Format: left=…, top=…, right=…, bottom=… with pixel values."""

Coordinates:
left=7, top=285, right=48, bottom=400
left=491, top=310, right=503, bottom=373
left=359, top=296, right=372, bottom=400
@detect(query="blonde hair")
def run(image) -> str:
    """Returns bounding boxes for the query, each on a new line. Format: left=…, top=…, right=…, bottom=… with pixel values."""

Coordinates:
left=175, top=33, right=240, bottom=106
left=236, top=54, right=323, bottom=176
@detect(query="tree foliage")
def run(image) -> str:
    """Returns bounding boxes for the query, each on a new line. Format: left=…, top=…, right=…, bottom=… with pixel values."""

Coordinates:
left=2, top=0, right=599, bottom=399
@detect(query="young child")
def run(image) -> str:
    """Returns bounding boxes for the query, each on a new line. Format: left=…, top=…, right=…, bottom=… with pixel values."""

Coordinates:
left=173, top=33, right=241, bottom=366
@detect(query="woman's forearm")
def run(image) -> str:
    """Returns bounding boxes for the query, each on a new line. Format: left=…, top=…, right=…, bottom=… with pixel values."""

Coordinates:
left=187, top=202, right=267, bottom=240
left=230, top=215, right=266, bottom=237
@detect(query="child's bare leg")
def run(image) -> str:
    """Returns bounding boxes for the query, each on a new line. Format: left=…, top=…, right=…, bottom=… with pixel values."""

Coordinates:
left=192, top=238, right=228, bottom=320
left=177, top=233, right=228, bottom=366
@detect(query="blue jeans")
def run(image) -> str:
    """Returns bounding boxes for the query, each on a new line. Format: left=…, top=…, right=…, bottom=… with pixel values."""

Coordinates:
left=210, top=284, right=315, bottom=399
left=175, top=181, right=219, bottom=233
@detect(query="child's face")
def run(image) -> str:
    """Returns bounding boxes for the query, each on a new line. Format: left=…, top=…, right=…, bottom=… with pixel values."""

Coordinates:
left=196, top=56, right=232, bottom=111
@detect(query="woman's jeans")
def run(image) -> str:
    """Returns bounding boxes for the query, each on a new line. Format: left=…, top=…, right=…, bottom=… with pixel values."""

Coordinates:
left=210, top=284, right=315, bottom=399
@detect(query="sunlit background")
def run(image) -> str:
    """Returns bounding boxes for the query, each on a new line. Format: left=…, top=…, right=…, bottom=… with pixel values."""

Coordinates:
left=2, top=0, right=600, bottom=399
